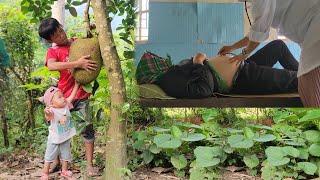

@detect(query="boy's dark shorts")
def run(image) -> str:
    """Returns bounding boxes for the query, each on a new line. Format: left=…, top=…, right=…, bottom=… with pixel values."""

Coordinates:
left=71, top=99, right=95, bottom=143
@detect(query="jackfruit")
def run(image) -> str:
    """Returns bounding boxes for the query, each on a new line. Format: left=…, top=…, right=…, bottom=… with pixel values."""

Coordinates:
left=69, top=38, right=103, bottom=84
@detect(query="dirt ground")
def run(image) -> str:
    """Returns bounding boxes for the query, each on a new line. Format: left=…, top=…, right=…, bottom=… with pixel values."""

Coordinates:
left=0, top=152, right=260, bottom=180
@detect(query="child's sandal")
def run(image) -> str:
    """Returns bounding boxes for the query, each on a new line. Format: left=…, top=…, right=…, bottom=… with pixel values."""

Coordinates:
left=60, top=170, right=73, bottom=180
left=40, top=173, right=49, bottom=180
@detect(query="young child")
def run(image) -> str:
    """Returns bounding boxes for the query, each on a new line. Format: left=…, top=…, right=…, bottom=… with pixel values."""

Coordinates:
left=40, top=83, right=79, bottom=180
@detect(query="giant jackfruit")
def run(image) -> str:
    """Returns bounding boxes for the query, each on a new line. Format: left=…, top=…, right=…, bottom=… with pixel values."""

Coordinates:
left=69, top=38, right=103, bottom=84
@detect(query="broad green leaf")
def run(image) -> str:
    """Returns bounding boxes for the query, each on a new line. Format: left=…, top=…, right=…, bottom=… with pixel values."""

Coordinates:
left=267, top=157, right=290, bottom=167
left=248, top=124, right=273, bottom=131
left=153, top=134, right=181, bottom=149
left=170, top=155, right=187, bottom=170
left=194, top=146, right=222, bottom=168
left=153, top=127, right=170, bottom=133
left=309, top=144, right=320, bottom=157
left=142, top=150, right=154, bottom=164
left=243, top=155, right=259, bottom=169
left=244, top=127, right=255, bottom=139
left=282, top=146, right=300, bottom=158
left=298, top=148, right=309, bottom=160
left=181, top=133, right=206, bottom=142
left=171, top=126, right=182, bottom=138
left=149, top=144, right=161, bottom=154
left=297, top=162, right=317, bottom=175
left=228, top=135, right=254, bottom=149
left=304, top=130, right=320, bottom=143
left=254, top=134, right=276, bottom=142
left=175, top=122, right=202, bottom=129
left=265, top=146, right=290, bottom=166
left=223, top=145, right=234, bottom=154
left=299, top=109, right=320, bottom=123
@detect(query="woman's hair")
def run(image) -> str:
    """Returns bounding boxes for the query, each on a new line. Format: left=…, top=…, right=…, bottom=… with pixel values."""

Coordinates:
left=38, top=18, right=61, bottom=41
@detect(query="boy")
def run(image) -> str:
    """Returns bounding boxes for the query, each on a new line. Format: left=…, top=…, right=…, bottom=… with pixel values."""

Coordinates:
left=38, top=18, right=98, bottom=176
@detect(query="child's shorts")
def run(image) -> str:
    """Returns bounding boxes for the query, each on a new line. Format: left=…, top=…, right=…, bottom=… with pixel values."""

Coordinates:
left=44, top=139, right=72, bottom=162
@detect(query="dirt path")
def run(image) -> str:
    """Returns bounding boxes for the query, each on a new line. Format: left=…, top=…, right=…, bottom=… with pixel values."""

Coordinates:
left=0, top=153, right=260, bottom=180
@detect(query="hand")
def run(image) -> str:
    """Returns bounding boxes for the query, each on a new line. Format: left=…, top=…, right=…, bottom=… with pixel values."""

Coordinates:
left=44, top=106, right=53, bottom=121
left=229, top=54, right=248, bottom=64
left=193, top=53, right=207, bottom=65
left=218, top=45, right=234, bottom=56
left=76, top=55, right=98, bottom=72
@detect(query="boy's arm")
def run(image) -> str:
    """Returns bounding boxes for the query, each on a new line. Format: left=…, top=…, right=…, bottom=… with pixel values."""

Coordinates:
left=66, top=82, right=80, bottom=103
left=47, top=55, right=98, bottom=71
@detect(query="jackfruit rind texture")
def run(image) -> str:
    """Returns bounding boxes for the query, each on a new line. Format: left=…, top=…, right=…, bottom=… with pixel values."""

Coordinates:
left=69, top=38, right=103, bottom=84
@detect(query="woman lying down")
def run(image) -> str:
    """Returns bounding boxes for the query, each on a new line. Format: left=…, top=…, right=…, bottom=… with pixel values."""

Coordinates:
left=156, top=40, right=298, bottom=98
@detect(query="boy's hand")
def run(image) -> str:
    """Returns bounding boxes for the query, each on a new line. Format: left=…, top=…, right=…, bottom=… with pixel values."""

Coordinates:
left=44, top=106, right=53, bottom=121
left=193, top=53, right=207, bottom=65
left=76, top=55, right=98, bottom=72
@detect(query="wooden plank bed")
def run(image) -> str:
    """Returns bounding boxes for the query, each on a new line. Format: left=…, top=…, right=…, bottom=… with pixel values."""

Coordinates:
left=139, top=94, right=303, bottom=108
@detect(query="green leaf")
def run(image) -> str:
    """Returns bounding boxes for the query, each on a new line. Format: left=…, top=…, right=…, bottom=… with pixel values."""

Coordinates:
left=265, top=146, right=290, bottom=166
left=153, top=127, right=170, bottom=133
left=170, top=155, right=187, bottom=170
left=228, top=135, right=254, bottom=149
left=149, top=144, right=161, bottom=154
left=282, top=146, right=300, bottom=158
left=153, top=134, right=181, bottom=149
left=304, top=130, right=320, bottom=143
left=194, top=146, right=222, bottom=168
left=297, top=162, right=317, bottom=175
left=175, top=122, right=202, bottom=129
left=68, top=6, right=77, bottom=17
left=171, top=126, right=182, bottom=138
left=82, top=83, right=93, bottom=93
left=299, top=109, right=320, bottom=123
left=142, top=150, right=154, bottom=164
left=244, top=127, right=255, bottom=139
left=71, top=0, right=85, bottom=6
left=254, top=134, right=276, bottom=142
left=309, top=144, right=320, bottom=157
left=268, top=157, right=290, bottom=167
left=297, top=148, right=309, bottom=160
left=243, top=155, right=259, bottom=169
left=181, top=133, right=206, bottom=142
left=202, top=109, right=221, bottom=122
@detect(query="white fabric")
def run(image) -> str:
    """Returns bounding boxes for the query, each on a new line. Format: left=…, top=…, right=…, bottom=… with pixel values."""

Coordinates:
left=48, top=106, right=76, bottom=144
left=248, top=0, right=320, bottom=76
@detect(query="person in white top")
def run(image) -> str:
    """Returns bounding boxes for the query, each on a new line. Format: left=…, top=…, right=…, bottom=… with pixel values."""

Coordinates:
left=218, top=0, right=320, bottom=107
left=39, top=83, right=79, bottom=180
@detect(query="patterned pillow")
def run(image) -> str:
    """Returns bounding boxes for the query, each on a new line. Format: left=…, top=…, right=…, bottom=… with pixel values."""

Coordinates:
left=135, top=51, right=173, bottom=84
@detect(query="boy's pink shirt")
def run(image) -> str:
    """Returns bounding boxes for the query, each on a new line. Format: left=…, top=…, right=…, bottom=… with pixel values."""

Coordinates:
left=45, top=38, right=90, bottom=100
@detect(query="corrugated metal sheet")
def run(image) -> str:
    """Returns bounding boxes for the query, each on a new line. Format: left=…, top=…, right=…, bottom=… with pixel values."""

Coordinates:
left=135, top=2, right=301, bottom=68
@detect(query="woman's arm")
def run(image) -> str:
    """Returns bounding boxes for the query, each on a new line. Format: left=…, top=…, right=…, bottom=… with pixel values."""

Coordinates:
left=218, top=37, right=249, bottom=55
left=229, top=0, right=276, bottom=63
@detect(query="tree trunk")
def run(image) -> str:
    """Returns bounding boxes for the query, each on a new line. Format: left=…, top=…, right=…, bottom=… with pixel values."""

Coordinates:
left=51, top=0, right=65, bottom=26
left=27, top=91, right=35, bottom=129
left=91, top=1, right=127, bottom=179
left=0, top=87, right=9, bottom=147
